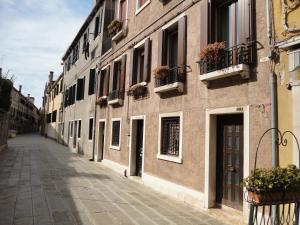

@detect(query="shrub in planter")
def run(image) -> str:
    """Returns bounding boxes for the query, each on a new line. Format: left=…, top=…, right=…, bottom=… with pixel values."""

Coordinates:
left=96, top=96, right=107, bottom=106
left=128, top=83, right=147, bottom=96
left=153, top=65, right=170, bottom=79
left=107, top=20, right=123, bottom=36
left=243, top=165, right=300, bottom=204
left=199, top=42, right=226, bottom=63
left=0, top=78, right=13, bottom=112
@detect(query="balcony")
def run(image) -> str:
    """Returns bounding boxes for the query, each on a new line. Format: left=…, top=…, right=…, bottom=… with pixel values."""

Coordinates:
left=108, top=19, right=128, bottom=43
left=108, top=90, right=124, bottom=105
left=197, top=44, right=254, bottom=84
left=154, top=67, right=185, bottom=94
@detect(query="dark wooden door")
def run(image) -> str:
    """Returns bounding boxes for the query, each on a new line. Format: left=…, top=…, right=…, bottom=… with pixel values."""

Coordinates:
left=98, top=122, right=105, bottom=161
left=135, top=120, right=144, bottom=177
left=216, top=114, right=243, bottom=210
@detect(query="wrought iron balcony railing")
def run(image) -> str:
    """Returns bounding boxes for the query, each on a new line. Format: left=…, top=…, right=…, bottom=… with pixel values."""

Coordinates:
left=198, top=43, right=254, bottom=75
left=154, top=67, right=186, bottom=88
left=108, top=90, right=124, bottom=101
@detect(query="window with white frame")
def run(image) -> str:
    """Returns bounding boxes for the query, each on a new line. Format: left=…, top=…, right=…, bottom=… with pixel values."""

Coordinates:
left=111, top=119, right=121, bottom=149
left=289, top=50, right=300, bottom=72
left=158, top=112, right=183, bottom=163
left=136, top=0, right=150, bottom=13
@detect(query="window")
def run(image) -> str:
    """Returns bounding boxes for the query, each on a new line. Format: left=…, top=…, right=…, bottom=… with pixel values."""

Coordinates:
left=61, top=122, right=64, bottom=136
left=76, top=77, right=85, bottom=100
left=158, top=112, right=183, bottom=163
left=83, top=31, right=89, bottom=53
left=99, top=66, right=110, bottom=97
left=88, top=118, right=94, bottom=140
left=52, top=110, right=57, bottom=123
left=88, top=69, right=96, bottom=95
left=72, top=42, right=80, bottom=64
left=289, top=50, right=300, bottom=72
left=60, top=79, right=63, bottom=92
left=157, top=15, right=186, bottom=84
left=46, top=113, right=51, bottom=123
left=136, top=0, right=150, bottom=14
left=129, top=38, right=151, bottom=86
left=78, top=120, right=81, bottom=139
left=110, top=119, right=121, bottom=149
left=70, top=121, right=73, bottom=138
left=118, top=0, right=127, bottom=22
left=94, top=16, right=100, bottom=39
left=108, top=55, right=126, bottom=101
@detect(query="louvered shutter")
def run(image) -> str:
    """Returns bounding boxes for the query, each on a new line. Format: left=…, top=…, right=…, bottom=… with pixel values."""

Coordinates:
left=143, top=38, right=151, bottom=82
left=119, top=55, right=127, bottom=98
left=88, top=69, right=96, bottom=95
left=177, top=16, right=187, bottom=77
left=158, top=30, right=164, bottom=66
left=94, top=16, right=100, bottom=39
left=104, top=66, right=110, bottom=96
left=129, top=48, right=136, bottom=86
left=109, top=62, right=114, bottom=94
left=238, top=0, right=251, bottom=44
left=200, top=0, right=209, bottom=47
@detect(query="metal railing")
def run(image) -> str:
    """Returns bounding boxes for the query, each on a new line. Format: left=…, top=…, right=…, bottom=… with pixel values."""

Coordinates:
left=154, top=67, right=186, bottom=88
left=198, top=43, right=254, bottom=75
left=108, top=90, right=124, bottom=101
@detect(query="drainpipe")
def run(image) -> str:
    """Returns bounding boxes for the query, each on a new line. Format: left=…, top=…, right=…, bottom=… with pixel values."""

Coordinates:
left=266, top=0, right=278, bottom=167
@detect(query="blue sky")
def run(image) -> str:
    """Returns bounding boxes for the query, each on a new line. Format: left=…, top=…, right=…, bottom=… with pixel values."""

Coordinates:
left=0, top=0, right=93, bottom=107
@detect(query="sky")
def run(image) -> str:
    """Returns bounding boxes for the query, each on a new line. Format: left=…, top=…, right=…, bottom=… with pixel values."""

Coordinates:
left=0, top=0, right=93, bottom=108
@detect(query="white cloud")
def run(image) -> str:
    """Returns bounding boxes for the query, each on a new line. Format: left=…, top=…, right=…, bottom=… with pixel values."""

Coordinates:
left=0, top=0, right=92, bottom=107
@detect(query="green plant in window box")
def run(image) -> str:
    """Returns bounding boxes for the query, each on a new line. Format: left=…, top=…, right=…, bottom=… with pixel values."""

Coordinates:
left=243, top=164, right=300, bottom=205
left=107, top=20, right=123, bottom=36
left=153, top=65, right=170, bottom=79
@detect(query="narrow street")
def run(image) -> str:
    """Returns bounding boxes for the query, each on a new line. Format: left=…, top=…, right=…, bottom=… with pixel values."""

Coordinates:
left=0, top=134, right=226, bottom=225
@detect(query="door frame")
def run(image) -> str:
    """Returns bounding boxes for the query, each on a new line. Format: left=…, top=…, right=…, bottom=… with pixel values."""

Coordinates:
left=204, top=106, right=249, bottom=214
left=129, top=115, right=146, bottom=176
left=96, top=119, right=106, bottom=162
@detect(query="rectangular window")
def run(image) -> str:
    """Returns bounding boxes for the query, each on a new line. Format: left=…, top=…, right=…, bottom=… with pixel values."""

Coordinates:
left=61, top=122, right=64, bottom=136
left=70, top=121, right=73, bottom=138
left=47, top=113, right=51, bottom=123
left=78, top=120, right=81, bottom=138
left=111, top=119, right=121, bottom=149
left=88, top=69, right=96, bottom=95
left=119, top=0, right=127, bottom=21
left=158, top=113, right=183, bottom=163
left=99, top=67, right=109, bottom=97
left=76, top=78, right=85, bottom=100
left=88, top=118, right=94, bottom=140
left=94, top=16, right=100, bottom=39
left=60, top=79, right=63, bottom=92
left=83, top=31, right=88, bottom=53
left=52, top=110, right=57, bottom=123
left=164, top=25, right=178, bottom=69
left=289, top=50, right=300, bottom=72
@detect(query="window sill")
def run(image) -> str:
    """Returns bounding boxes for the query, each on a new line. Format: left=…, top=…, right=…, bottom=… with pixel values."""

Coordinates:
left=112, top=26, right=128, bottom=43
left=199, top=64, right=250, bottom=84
left=108, top=98, right=123, bottom=105
left=135, top=0, right=151, bottom=16
left=110, top=145, right=120, bottom=151
left=154, top=82, right=184, bottom=94
left=157, top=154, right=183, bottom=164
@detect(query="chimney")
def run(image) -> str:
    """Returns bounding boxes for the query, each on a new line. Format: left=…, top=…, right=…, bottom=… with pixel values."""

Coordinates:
left=19, top=85, right=22, bottom=93
left=49, top=71, right=54, bottom=83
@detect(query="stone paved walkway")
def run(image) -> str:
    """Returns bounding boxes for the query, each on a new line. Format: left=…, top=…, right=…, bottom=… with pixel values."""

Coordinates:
left=0, top=134, right=228, bottom=225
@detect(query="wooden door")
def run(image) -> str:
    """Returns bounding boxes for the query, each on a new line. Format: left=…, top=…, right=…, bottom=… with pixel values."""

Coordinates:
left=216, top=114, right=243, bottom=210
left=98, top=122, right=105, bottom=161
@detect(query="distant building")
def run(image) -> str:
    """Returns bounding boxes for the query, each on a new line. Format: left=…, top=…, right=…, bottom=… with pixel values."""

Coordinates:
left=9, top=84, right=40, bottom=136
left=42, top=71, right=64, bottom=143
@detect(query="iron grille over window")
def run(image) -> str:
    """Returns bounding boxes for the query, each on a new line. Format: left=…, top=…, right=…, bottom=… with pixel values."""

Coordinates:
left=111, top=120, right=120, bottom=147
left=161, top=117, right=180, bottom=156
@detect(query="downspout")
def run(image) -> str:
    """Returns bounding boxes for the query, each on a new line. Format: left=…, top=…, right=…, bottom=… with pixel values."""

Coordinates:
left=266, top=0, right=279, bottom=167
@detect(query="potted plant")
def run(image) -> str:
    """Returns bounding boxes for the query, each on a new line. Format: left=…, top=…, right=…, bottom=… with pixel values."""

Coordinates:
left=199, top=42, right=226, bottom=63
left=96, top=96, right=107, bottom=106
left=243, top=164, right=300, bottom=205
left=153, top=65, right=170, bottom=80
left=107, top=20, right=123, bottom=36
left=128, top=82, right=147, bottom=96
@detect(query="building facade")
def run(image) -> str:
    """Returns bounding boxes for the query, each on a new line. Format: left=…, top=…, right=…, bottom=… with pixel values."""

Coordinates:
left=272, top=0, right=300, bottom=167
left=45, top=0, right=276, bottom=222
left=9, top=85, right=39, bottom=136
left=43, top=72, right=64, bottom=142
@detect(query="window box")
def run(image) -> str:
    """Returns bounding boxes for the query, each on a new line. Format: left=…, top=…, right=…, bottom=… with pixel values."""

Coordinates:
left=96, top=96, right=108, bottom=107
left=157, top=112, right=183, bottom=164
left=154, top=67, right=185, bottom=93
left=197, top=44, right=253, bottom=84
left=127, top=82, right=147, bottom=97
left=108, top=90, right=124, bottom=105
left=111, top=25, right=128, bottom=42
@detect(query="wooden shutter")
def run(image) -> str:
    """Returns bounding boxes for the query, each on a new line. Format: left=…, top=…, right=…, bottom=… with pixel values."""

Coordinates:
left=177, top=16, right=187, bottom=77
left=129, top=48, right=136, bottom=86
left=119, top=55, right=127, bottom=96
left=89, top=69, right=96, bottom=95
left=109, top=62, right=114, bottom=94
left=158, top=30, right=164, bottom=66
left=143, top=38, right=151, bottom=82
left=238, top=0, right=251, bottom=44
left=104, top=66, right=110, bottom=96
left=94, top=16, right=100, bottom=39
left=76, top=79, right=81, bottom=100
left=200, top=0, right=209, bottom=47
